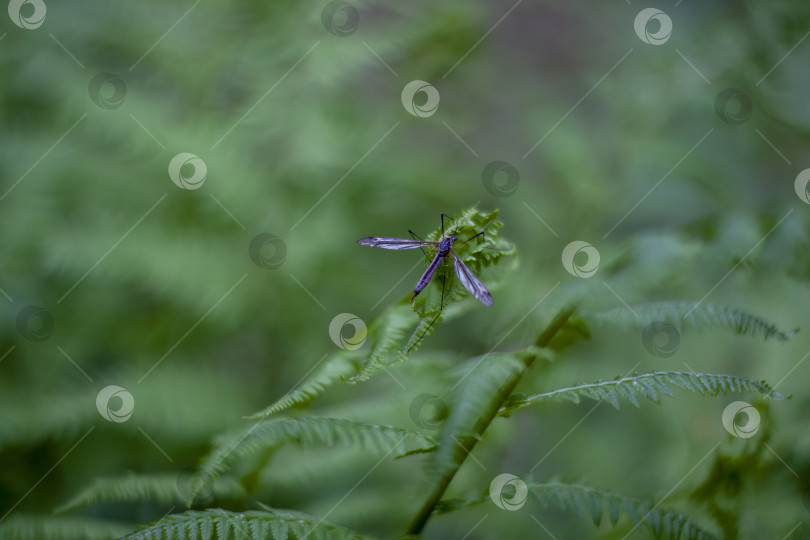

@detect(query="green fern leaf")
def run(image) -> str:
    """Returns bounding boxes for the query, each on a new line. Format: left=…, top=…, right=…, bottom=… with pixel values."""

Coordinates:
left=249, top=351, right=363, bottom=418
left=55, top=472, right=247, bottom=513
left=499, top=371, right=786, bottom=415
left=121, top=507, right=371, bottom=540
left=429, top=352, right=527, bottom=479
left=0, top=515, right=131, bottom=540
left=192, top=417, right=435, bottom=501
left=440, top=480, right=718, bottom=540
left=347, top=303, right=418, bottom=383
left=589, top=302, right=796, bottom=341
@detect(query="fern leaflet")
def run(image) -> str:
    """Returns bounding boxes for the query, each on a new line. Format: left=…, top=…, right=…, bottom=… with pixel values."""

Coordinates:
left=249, top=351, right=363, bottom=418
left=499, top=371, right=786, bottom=415
left=56, top=472, right=247, bottom=513
left=192, top=417, right=434, bottom=501
left=0, top=515, right=131, bottom=540
left=589, top=302, right=796, bottom=341
left=439, top=480, right=718, bottom=540
left=121, top=506, right=371, bottom=540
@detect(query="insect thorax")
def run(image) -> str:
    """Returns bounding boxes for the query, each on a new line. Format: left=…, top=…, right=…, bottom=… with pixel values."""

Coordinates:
left=437, top=236, right=456, bottom=257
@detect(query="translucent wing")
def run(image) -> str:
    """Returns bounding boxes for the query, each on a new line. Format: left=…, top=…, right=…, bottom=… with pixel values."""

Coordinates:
left=358, top=237, right=434, bottom=250
left=451, top=252, right=493, bottom=307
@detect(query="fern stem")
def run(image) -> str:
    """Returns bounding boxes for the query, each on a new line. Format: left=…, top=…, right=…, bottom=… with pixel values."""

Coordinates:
left=405, top=305, right=578, bottom=535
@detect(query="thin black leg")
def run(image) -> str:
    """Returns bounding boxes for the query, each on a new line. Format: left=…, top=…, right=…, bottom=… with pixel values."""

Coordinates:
left=457, top=230, right=485, bottom=248
left=409, top=229, right=429, bottom=257
left=404, top=258, right=449, bottom=355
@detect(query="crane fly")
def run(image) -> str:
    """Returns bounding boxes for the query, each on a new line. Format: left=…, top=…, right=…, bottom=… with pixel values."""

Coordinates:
left=358, top=215, right=493, bottom=328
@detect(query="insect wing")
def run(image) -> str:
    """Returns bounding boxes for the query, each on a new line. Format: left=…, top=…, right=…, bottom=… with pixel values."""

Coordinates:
left=451, top=252, right=493, bottom=307
left=357, top=237, right=433, bottom=250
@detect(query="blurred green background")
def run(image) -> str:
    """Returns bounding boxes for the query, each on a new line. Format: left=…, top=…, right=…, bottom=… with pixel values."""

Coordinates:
left=2, top=0, right=810, bottom=538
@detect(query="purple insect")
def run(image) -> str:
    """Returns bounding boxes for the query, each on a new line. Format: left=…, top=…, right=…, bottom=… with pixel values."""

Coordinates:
left=358, top=215, right=493, bottom=308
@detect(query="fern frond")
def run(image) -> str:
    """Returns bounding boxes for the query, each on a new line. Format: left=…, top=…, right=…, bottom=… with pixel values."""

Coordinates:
left=429, top=352, right=527, bottom=478
left=249, top=351, right=363, bottom=418
left=499, top=371, right=786, bottom=415
left=347, top=303, right=417, bottom=383
left=121, top=506, right=370, bottom=540
left=440, top=480, right=717, bottom=540
left=589, top=302, right=796, bottom=341
left=0, top=515, right=130, bottom=540
left=192, top=417, right=434, bottom=501
left=55, top=472, right=247, bottom=513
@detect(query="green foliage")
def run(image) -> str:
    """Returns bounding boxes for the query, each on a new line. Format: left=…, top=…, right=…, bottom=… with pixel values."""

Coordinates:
left=4, top=1, right=809, bottom=535
left=248, top=351, right=364, bottom=418
left=347, top=303, right=420, bottom=383
left=589, top=302, right=797, bottom=341
left=429, top=351, right=527, bottom=477
left=56, top=473, right=247, bottom=513
left=500, top=371, right=787, bottom=415
left=120, top=506, right=370, bottom=540
left=0, top=516, right=131, bottom=540
left=191, top=417, right=436, bottom=502
left=439, top=480, right=718, bottom=540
